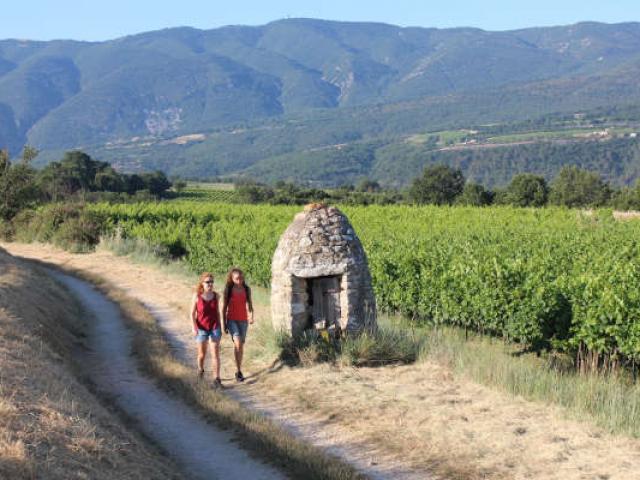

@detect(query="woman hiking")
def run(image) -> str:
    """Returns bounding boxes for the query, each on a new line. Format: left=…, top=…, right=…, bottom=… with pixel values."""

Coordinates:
left=190, top=272, right=222, bottom=388
left=222, top=268, right=254, bottom=382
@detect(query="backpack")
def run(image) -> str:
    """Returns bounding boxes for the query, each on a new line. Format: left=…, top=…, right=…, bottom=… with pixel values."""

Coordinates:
left=224, top=283, right=251, bottom=306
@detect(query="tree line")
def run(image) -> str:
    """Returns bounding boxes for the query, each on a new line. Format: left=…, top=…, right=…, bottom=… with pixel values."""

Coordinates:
left=0, top=148, right=172, bottom=221
left=409, top=164, right=640, bottom=209
left=233, top=164, right=640, bottom=210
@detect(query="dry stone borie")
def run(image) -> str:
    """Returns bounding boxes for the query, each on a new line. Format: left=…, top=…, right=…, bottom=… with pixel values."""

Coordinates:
left=271, top=203, right=377, bottom=337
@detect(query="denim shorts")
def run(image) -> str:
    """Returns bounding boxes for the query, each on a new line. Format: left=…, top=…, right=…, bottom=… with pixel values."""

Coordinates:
left=195, top=328, right=222, bottom=343
left=227, top=320, right=248, bottom=342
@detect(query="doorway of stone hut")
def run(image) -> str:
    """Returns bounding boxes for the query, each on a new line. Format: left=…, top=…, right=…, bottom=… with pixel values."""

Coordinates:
left=304, top=275, right=342, bottom=331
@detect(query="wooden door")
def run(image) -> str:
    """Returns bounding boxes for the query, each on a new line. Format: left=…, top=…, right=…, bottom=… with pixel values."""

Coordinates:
left=311, top=276, right=341, bottom=329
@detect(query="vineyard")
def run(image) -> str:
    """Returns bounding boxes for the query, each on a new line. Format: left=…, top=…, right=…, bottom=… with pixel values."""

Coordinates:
left=175, top=183, right=241, bottom=203
left=91, top=202, right=640, bottom=369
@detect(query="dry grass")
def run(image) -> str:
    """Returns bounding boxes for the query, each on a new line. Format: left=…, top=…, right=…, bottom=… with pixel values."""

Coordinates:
left=0, top=248, right=182, bottom=479
left=613, top=210, right=640, bottom=221
left=6, top=242, right=640, bottom=480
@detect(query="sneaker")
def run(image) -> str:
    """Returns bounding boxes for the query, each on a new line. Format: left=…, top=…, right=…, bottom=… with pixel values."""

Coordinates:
left=213, top=377, right=222, bottom=389
left=235, top=371, right=245, bottom=382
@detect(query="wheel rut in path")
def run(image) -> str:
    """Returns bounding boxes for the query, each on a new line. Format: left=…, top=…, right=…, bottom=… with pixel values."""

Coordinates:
left=50, top=270, right=285, bottom=480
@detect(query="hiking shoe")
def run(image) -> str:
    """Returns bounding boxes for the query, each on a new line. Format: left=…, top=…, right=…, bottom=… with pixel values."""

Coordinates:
left=213, top=377, right=222, bottom=389
left=235, top=371, right=245, bottom=382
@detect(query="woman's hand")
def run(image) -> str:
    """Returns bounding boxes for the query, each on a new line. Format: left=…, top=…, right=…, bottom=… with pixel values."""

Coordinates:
left=192, top=324, right=199, bottom=336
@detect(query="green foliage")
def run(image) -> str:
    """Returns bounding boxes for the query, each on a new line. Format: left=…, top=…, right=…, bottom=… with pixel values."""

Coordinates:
left=549, top=166, right=611, bottom=207
left=409, top=165, right=464, bottom=205
left=340, top=328, right=423, bottom=366
left=455, top=183, right=493, bottom=206
left=36, top=150, right=172, bottom=201
left=257, top=321, right=422, bottom=367
left=12, top=204, right=105, bottom=251
left=140, top=171, right=172, bottom=196
left=610, top=180, right=640, bottom=210
left=0, top=149, right=40, bottom=220
left=504, top=174, right=549, bottom=207
left=90, top=202, right=640, bottom=370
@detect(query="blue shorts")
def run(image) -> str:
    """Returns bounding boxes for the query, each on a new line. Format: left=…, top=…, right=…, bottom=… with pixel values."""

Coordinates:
left=227, top=320, right=248, bottom=342
left=195, top=328, right=222, bottom=343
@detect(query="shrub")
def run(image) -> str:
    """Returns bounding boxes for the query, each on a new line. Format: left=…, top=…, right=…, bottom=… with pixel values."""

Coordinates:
left=10, top=203, right=106, bottom=252
left=340, top=327, right=423, bottom=366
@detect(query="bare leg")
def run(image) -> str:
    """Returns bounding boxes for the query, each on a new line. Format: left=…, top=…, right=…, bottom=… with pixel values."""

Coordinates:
left=211, top=340, right=221, bottom=379
left=197, top=341, right=208, bottom=372
left=233, top=337, right=244, bottom=372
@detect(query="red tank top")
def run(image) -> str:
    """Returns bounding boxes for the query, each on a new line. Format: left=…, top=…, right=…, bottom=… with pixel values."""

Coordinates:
left=196, top=294, right=219, bottom=331
left=227, top=287, right=248, bottom=321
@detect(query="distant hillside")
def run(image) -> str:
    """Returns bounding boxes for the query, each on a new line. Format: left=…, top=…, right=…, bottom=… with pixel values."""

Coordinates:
left=4, top=19, right=640, bottom=184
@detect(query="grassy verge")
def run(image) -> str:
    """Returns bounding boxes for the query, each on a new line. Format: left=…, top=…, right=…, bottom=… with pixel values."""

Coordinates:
left=421, top=326, right=640, bottom=438
left=31, top=258, right=364, bottom=480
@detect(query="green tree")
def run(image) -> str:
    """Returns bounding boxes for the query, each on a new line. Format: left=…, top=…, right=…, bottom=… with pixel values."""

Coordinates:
left=141, top=171, right=172, bottom=196
left=456, top=182, right=493, bottom=206
left=173, top=180, right=187, bottom=193
left=0, top=149, right=40, bottom=219
left=356, top=178, right=381, bottom=193
left=125, top=174, right=146, bottom=194
left=505, top=173, right=549, bottom=207
left=610, top=180, right=640, bottom=210
left=21, top=145, right=39, bottom=164
left=94, top=167, right=125, bottom=192
left=549, top=166, right=611, bottom=208
left=409, top=165, right=465, bottom=205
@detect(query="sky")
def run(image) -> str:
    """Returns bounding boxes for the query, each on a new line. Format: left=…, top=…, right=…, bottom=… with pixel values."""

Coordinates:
left=3, top=0, right=640, bottom=42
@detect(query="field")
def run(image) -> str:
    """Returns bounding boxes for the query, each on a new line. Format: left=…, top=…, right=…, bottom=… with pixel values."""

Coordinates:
left=92, top=202, right=640, bottom=370
left=407, top=126, right=640, bottom=148
left=174, top=182, right=241, bottom=202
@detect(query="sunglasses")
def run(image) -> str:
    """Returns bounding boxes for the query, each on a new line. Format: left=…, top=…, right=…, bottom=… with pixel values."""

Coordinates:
left=203, top=280, right=214, bottom=285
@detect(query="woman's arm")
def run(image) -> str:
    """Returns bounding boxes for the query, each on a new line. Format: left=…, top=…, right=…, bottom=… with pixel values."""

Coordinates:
left=247, top=286, right=255, bottom=324
left=189, top=294, right=199, bottom=334
left=216, top=292, right=224, bottom=332
left=221, top=287, right=229, bottom=333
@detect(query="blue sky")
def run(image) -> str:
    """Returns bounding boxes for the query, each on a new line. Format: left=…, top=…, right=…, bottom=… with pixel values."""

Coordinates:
left=4, top=0, right=640, bottom=41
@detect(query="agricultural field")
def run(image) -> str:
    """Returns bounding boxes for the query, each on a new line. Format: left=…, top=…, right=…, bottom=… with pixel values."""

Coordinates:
left=92, top=202, right=640, bottom=370
left=174, top=182, right=241, bottom=202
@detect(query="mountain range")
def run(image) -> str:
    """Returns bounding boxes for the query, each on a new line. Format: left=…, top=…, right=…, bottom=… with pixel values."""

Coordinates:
left=3, top=18, right=640, bottom=185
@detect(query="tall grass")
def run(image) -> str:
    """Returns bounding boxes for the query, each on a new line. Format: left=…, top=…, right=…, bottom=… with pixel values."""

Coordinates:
left=421, top=326, right=640, bottom=437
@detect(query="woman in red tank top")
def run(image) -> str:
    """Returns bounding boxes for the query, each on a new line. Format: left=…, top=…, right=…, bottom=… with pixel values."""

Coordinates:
left=222, top=268, right=254, bottom=382
left=190, top=272, right=222, bottom=387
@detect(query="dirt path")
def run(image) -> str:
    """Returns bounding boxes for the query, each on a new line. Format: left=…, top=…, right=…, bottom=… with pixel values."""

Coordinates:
left=46, top=269, right=285, bottom=480
left=5, top=242, right=640, bottom=479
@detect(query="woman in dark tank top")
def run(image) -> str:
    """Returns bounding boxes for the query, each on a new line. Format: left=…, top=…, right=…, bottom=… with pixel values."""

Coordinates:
left=189, top=272, right=222, bottom=388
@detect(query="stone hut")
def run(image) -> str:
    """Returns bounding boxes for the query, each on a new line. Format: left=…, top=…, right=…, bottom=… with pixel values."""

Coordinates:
left=271, top=203, right=377, bottom=336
